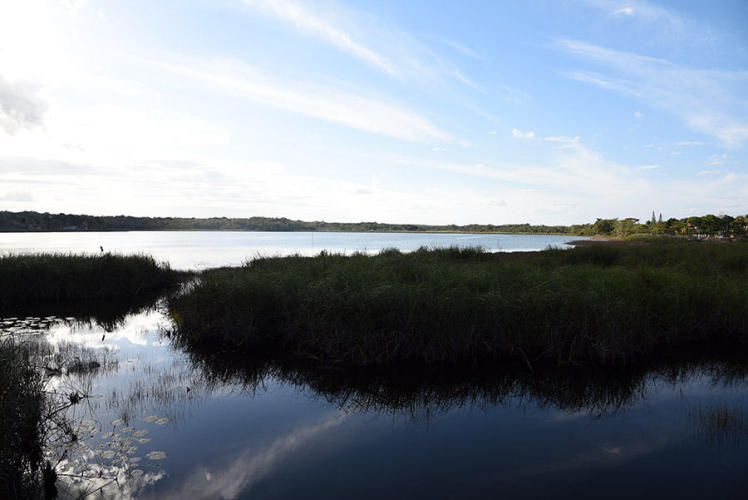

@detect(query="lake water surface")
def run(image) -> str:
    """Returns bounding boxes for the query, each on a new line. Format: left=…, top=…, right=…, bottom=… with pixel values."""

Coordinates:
left=0, top=231, right=585, bottom=269
left=3, top=310, right=746, bottom=499
left=1, top=233, right=746, bottom=499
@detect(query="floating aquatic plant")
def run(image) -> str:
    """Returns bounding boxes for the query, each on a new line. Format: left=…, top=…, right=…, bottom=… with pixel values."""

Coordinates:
left=145, top=451, right=167, bottom=460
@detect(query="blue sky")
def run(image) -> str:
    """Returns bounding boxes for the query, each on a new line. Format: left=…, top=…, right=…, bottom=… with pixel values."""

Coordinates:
left=0, top=0, right=746, bottom=224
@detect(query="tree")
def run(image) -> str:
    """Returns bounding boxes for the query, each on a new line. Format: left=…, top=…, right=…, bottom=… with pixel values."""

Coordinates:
left=616, top=218, right=640, bottom=238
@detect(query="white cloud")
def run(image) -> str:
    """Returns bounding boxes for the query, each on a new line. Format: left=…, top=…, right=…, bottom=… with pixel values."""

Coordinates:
left=60, top=0, right=88, bottom=10
left=391, top=137, right=748, bottom=221
left=238, top=0, right=483, bottom=92
left=555, top=38, right=748, bottom=148
left=440, top=39, right=482, bottom=60
left=0, top=75, right=46, bottom=134
left=581, top=0, right=677, bottom=23
left=0, top=191, right=33, bottom=202
left=241, top=0, right=395, bottom=75
left=576, top=0, right=717, bottom=47
left=634, top=111, right=642, bottom=119
left=512, top=129, right=535, bottom=139
left=541, top=135, right=580, bottom=145
left=613, top=7, right=635, bottom=17
left=706, top=153, right=729, bottom=166
left=160, top=58, right=455, bottom=144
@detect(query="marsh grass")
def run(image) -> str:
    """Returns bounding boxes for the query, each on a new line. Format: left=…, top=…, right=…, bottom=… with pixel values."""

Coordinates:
left=169, top=243, right=747, bottom=367
left=0, top=253, right=186, bottom=307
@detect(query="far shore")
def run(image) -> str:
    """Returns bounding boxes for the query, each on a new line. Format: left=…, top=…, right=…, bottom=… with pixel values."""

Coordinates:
left=0, top=228, right=583, bottom=236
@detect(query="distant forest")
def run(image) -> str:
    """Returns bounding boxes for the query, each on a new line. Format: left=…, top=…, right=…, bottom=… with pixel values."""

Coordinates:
left=0, top=211, right=745, bottom=237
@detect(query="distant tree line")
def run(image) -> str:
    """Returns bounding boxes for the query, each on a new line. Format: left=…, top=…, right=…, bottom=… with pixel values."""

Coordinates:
left=571, top=213, right=747, bottom=238
left=0, top=210, right=745, bottom=237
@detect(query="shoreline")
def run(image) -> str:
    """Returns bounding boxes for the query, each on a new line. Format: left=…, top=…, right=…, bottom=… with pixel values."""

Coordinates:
left=0, top=228, right=583, bottom=236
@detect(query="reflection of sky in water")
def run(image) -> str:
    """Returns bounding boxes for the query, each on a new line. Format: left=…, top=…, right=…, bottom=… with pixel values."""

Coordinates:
left=2, top=310, right=746, bottom=499
left=0, top=232, right=587, bottom=270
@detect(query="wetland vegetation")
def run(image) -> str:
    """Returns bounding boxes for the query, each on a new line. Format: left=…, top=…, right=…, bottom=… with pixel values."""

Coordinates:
left=168, top=242, right=747, bottom=368
left=0, top=254, right=185, bottom=308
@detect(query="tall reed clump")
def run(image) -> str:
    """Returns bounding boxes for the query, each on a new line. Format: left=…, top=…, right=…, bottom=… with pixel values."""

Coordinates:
left=169, top=243, right=748, bottom=367
left=0, top=253, right=184, bottom=307
left=0, top=340, right=45, bottom=498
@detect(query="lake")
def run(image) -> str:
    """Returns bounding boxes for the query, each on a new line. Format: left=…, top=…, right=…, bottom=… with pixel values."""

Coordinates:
left=2, top=310, right=746, bottom=499
left=0, top=231, right=585, bottom=269
left=1, top=233, right=746, bottom=499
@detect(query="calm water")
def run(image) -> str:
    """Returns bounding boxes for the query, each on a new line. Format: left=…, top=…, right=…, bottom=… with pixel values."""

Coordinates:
left=2, top=309, right=746, bottom=499
left=0, top=231, right=585, bottom=269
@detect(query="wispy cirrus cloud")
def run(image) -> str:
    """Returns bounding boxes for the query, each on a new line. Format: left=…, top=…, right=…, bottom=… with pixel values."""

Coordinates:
left=159, top=58, right=456, bottom=144
left=238, top=0, right=481, bottom=90
left=440, top=39, right=482, bottom=60
left=554, top=38, right=748, bottom=148
left=574, top=0, right=720, bottom=47
left=240, top=0, right=396, bottom=75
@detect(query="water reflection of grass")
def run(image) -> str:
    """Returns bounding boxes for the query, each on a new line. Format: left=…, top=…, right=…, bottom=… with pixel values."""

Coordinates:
left=176, top=340, right=748, bottom=420
left=0, top=340, right=46, bottom=498
left=689, top=401, right=747, bottom=446
left=3, top=293, right=168, bottom=333
left=169, top=244, right=747, bottom=367
left=104, top=358, right=207, bottom=427
left=1, top=315, right=174, bottom=498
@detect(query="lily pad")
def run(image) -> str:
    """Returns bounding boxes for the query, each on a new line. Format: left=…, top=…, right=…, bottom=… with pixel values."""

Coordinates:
left=145, top=451, right=167, bottom=460
left=154, top=417, right=170, bottom=425
left=142, top=415, right=158, bottom=423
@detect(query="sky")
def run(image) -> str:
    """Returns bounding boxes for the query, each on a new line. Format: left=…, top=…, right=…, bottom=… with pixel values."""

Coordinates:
left=0, top=0, right=746, bottom=225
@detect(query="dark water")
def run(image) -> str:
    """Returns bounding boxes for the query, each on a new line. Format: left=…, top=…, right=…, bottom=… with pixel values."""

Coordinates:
left=2, top=306, right=746, bottom=499
left=0, top=231, right=586, bottom=270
